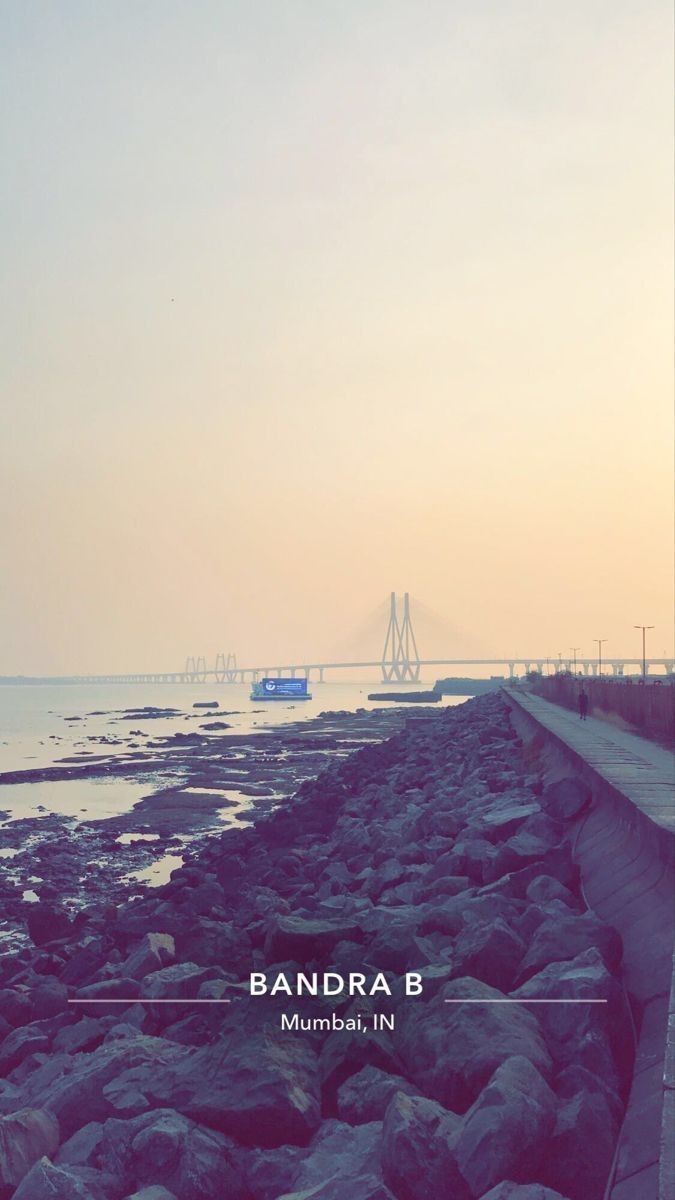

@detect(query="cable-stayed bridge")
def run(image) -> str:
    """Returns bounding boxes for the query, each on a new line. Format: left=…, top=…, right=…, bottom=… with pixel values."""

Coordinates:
left=7, top=594, right=673, bottom=684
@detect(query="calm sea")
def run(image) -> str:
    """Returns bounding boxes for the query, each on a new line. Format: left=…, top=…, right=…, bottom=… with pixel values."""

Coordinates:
left=0, top=681, right=468, bottom=823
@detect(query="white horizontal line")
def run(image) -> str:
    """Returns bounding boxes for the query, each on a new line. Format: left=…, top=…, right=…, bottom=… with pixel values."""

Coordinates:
left=444, top=998, right=607, bottom=1004
left=68, top=998, right=231, bottom=1004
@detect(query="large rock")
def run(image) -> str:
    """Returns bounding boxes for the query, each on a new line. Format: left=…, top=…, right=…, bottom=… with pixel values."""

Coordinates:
left=539, top=1087, right=618, bottom=1200
left=276, top=1120, right=391, bottom=1200
left=453, top=1056, right=557, bottom=1196
left=478, top=802, right=542, bottom=841
left=12, top=1156, right=98, bottom=1200
left=479, top=1185, right=572, bottom=1199
left=512, top=949, right=624, bottom=1085
left=57, top=1108, right=249, bottom=1200
left=515, top=914, right=622, bottom=984
left=100, top=1109, right=249, bottom=1200
left=27, top=904, right=72, bottom=947
left=381, top=1092, right=469, bottom=1200
left=525, top=876, right=578, bottom=909
left=542, top=777, right=591, bottom=822
left=124, top=1188, right=177, bottom=1200
left=264, top=915, right=366, bottom=963
left=175, top=918, right=250, bottom=969
left=103, top=1031, right=321, bottom=1147
left=122, top=934, right=175, bottom=980
left=337, top=1066, right=417, bottom=1125
left=53, top=1017, right=108, bottom=1056
left=0, top=1025, right=50, bottom=1074
left=0, top=1109, right=60, bottom=1197
left=17, top=1036, right=188, bottom=1139
left=319, top=1006, right=402, bottom=1110
left=234, top=1142, right=306, bottom=1200
left=453, top=919, right=525, bottom=992
left=74, top=978, right=140, bottom=1014
left=395, top=979, right=551, bottom=1112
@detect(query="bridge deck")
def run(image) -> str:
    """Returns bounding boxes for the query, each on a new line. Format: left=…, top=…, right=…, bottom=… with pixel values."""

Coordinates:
left=505, top=688, right=674, bottom=833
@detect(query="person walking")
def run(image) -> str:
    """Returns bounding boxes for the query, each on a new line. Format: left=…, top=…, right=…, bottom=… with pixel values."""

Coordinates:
left=578, top=687, right=589, bottom=721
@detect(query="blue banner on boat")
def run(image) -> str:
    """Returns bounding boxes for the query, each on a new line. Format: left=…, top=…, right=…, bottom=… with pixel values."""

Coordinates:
left=261, top=677, right=309, bottom=697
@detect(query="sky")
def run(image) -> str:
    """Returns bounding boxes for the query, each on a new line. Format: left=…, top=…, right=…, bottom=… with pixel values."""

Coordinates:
left=1, top=1, right=673, bottom=676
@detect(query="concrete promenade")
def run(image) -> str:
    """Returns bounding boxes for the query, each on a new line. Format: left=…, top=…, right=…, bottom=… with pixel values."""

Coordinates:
left=504, top=687, right=674, bottom=1200
left=505, top=688, right=674, bottom=833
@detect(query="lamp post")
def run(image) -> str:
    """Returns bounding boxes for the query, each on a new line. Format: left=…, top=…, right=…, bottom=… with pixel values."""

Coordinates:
left=634, top=625, right=654, bottom=679
left=594, top=639, right=607, bottom=678
left=570, top=647, right=581, bottom=676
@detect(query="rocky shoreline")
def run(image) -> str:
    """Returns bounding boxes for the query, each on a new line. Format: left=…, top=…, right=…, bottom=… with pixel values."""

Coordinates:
left=0, top=705, right=408, bottom=954
left=0, top=693, right=631, bottom=1199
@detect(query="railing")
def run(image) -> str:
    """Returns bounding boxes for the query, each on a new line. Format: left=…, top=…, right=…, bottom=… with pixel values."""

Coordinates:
left=528, top=673, right=675, bottom=741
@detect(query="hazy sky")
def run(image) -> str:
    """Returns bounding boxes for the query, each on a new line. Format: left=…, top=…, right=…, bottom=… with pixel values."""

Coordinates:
left=1, top=1, right=673, bottom=675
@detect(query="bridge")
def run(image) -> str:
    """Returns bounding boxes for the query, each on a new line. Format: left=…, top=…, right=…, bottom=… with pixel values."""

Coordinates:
left=5, top=593, right=673, bottom=684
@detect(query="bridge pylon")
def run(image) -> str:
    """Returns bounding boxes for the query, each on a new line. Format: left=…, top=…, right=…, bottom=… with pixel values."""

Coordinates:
left=381, top=592, right=421, bottom=682
left=215, top=652, right=238, bottom=683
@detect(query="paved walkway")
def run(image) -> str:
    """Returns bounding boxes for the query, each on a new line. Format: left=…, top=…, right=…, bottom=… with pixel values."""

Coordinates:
left=504, top=688, right=675, bottom=834
left=505, top=687, right=674, bottom=1200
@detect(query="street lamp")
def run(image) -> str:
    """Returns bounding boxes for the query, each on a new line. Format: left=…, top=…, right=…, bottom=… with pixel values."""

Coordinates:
left=634, top=625, right=654, bottom=679
left=594, top=639, right=607, bottom=678
left=570, top=647, right=581, bottom=676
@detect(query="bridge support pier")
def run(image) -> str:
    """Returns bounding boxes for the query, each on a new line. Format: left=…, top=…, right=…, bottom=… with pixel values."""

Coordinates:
left=381, top=592, right=421, bottom=682
left=319, top=667, right=325, bottom=683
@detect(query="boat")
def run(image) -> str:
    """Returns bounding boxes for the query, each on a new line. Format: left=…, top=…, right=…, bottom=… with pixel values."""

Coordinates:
left=250, top=677, right=312, bottom=701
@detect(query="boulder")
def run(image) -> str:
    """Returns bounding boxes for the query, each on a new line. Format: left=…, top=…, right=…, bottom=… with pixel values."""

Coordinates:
left=525, top=876, right=578, bottom=908
left=176, top=918, right=250, bottom=968
left=235, top=1142, right=306, bottom=1200
left=27, top=904, right=72, bottom=947
left=0, top=1109, right=60, bottom=1197
left=485, top=832, right=559, bottom=883
left=453, top=919, right=525, bottom=992
left=12, top=1156, right=98, bottom=1200
left=0, top=1026, right=50, bottom=1075
left=479, top=1185, right=572, bottom=1200
left=555, top=1064, right=622, bottom=1123
left=319, top=1009, right=402, bottom=1110
left=381, top=1093, right=469, bottom=1200
left=122, top=934, right=176, bottom=980
left=17, top=1036, right=188, bottom=1139
left=103, top=1032, right=321, bottom=1147
left=138, top=963, right=218, bottom=1023
left=53, top=1017, right=108, bottom=1056
left=124, top=1188, right=177, bottom=1200
left=337, top=1066, right=417, bottom=1125
left=102, top=1109, right=249, bottom=1200
left=539, top=1087, right=618, bottom=1200
left=276, top=1119, right=392, bottom=1200
left=74, top=978, right=140, bottom=1014
left=264, top=915, right=366, bottom=964
left=59, top=940, right=109, bottom=988
left=27, top=977, right=70, bottom=1022
left=453, top=1056, right=557, bottom=1196
left=511, top=948, right=624, bottom=1084
left=395, top=978, right=551, bottom=1112
left=58, top=1108, right=249, bottom=1200
left=478, top=802, right=542, bottom=841
left=515, top=915, right=622, bottom=984
left=542, top=778, right=591, bottom=822
left=56, top=1122, right=104, bottom=1167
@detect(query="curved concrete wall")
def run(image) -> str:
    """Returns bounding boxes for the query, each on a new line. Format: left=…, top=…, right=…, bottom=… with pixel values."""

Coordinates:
left=504, top=692, right=674, bottom=1200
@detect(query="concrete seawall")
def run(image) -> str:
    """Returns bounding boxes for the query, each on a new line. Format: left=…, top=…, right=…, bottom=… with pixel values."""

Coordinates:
left=503, top=687, right=674, bottom=1200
